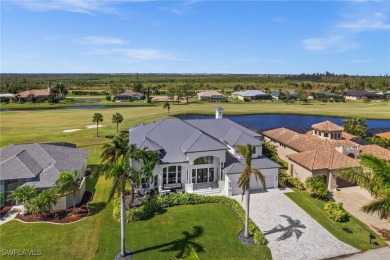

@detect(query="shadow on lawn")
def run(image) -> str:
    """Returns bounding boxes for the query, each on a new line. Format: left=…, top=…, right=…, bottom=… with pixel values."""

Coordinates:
left=264, top=215, right=306, bottom=241
left=88, top=202, right=107, bottom=216
left=131, top=226, right=204, bottom=258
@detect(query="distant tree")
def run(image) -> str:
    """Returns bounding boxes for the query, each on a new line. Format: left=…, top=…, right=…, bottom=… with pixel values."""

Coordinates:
left=55, top=170, right=82, bottom=213
left=163, top=101, right=171, bottom=115
left=27, top=94, right=35, bottom=104
left=176, top=87, right=183, bottom=104
left=92, top=112, right=104, bottom=137
left=180, top=84, right=196, bottom=103
left=167, top=87, right=176, bottom=101
left=106, top=95, right=111, bottom=101
left=343, top=118, right=368, bottom=138
left=112, top=113, right=123, bottom=132
left=133, top=82, right=143, bottom=93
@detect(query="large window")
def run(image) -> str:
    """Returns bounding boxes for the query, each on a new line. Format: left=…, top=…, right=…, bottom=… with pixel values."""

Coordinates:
left=163, top=166, right=182, bottom=184
left=192, top=168, right=215, bottom=183
left=194, top=156, right=213, bottom=165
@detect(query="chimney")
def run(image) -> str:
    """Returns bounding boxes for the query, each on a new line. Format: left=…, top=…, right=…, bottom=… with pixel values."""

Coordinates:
left=215, top=106, right=223, bottom=119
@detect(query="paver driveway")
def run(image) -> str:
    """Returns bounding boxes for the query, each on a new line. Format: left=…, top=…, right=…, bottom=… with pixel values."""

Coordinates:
left=233, top=188, right=359, bottom=260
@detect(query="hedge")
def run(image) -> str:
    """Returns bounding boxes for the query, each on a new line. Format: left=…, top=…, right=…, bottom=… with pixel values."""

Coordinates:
left=279, top=169, right=305, bottom=190
left=324, top=201, right=349, bottom=222
left=113, top=193, right=267, bottom=245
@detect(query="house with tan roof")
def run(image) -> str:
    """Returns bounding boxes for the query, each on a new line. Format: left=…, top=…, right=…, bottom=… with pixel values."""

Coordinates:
left=17, top=87, right=51, bottom=102
left=197, top=90, right=226, bottom=102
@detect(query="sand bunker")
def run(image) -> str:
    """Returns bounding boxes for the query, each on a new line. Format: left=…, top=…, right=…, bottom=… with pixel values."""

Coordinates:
left=63, top=129, right=82, bottom=133
left=86, top=124, right=105, bottom=129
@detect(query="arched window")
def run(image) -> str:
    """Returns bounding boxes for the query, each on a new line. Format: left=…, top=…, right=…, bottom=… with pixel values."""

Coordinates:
left=194, top=156, right=213, bottom=165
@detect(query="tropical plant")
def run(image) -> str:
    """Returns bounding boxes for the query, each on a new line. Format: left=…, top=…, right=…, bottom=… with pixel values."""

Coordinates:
left=7, top=185, right=37, bottom=212
left=100, top=132, right=130, bottom=164
left=324, top=201, right=349, bottom=222
left=163, top=101, right=171, bottom=115
left=55, top=170, right=82, bottom=213
left=92, top=112, right=103, bottom=137
left=343, top=117, right=368, bottom=138
left=104, top=150, right=140, bottom=258
left=305, top=175, right=328, bottom=199
left=28, top=196, right=46, bottom=215
left=112, top=112, right=123, bottom=132
left=38, top=188, right=59, bottom=214
left=338, top=154, right=390, bottom=219
left=236, top=144, right=267, bottom=238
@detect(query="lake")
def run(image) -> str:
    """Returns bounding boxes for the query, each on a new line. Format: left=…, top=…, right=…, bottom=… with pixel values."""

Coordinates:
left=179, top=114, right=390, bottom=131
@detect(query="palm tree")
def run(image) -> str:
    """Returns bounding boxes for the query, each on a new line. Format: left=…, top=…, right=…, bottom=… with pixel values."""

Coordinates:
left=28, top=196, right=46, bottom=216
left=55, top=170, right=82, bottom=213
left=104, top=151, right=140, bottom=258
left=7, top=185, right=37, bottom=213
left=163, top=101, right=170, bottom=115
left=38, top=188, right=59, bottom=214
left=136, top=149, right=160, bottom=191
left=100, top=132, right=129, bottom=164
left=112, top=113, right=123, bottom=132
left=236, top=144, right=267, bottom=238
left=92, top=112, right=103, bottom=137
left=337, top=154, right=390, bottom=219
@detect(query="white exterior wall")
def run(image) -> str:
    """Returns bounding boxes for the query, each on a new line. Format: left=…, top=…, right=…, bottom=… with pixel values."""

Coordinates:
left=52, top=177, right=86, bottom=210
left=225, top=168, right=278, bottom=196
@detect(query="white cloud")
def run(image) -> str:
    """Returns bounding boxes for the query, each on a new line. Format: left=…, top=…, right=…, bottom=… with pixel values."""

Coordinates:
left=337, top=12, right=390, bottom=31
left=12, top=0, right=147, bottom=15
left=86, top=48, right=173, bottom=60
left=301, top=35, right=358, bottom=52
left=75, top=36, right=126, bottom=45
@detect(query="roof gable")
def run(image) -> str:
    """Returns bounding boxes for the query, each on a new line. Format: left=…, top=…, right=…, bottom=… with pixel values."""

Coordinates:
left=312, top=121, right=344, bottom=132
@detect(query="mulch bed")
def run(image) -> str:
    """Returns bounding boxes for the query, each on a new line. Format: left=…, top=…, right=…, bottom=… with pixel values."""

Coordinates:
left=0, top=206, right=13, bottom=218
left=15, top=191, right=93, bottom=224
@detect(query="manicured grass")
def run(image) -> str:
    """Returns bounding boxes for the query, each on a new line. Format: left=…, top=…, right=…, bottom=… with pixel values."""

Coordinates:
left=1, top=101, right=389, bottom=149
left=285, top=189, right=387, bottom=250
left=0, top=174, right=271, bottom=259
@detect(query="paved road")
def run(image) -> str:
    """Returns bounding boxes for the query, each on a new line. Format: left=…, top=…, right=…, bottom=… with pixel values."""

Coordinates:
left=233, top=188, right=359, bottom=260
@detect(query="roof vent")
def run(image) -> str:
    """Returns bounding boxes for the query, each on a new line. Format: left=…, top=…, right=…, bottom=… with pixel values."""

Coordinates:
left=216, top=106, right=223, bottom=119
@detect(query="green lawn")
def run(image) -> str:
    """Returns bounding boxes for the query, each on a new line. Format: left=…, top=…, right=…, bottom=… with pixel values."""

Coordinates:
left=285, top=189, right=387, bottom=251
left=0, top=173, right=271, bottom=260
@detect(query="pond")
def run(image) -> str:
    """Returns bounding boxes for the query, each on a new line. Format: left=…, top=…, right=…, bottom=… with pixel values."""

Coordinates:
left=179, top=114, right=390, bottom=131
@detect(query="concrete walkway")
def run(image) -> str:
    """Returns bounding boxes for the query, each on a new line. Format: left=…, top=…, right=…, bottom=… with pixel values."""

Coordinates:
left=233, top=188, right=359, bottom=260
left=335, top=246, right=390, bottom=259
left=0, top=205, right=23, bottom=226
left=331, top=187, right=390, bottom=232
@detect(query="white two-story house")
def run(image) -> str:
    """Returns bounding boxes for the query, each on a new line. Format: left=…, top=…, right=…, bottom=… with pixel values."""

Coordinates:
left=129, top=107, right=280, bottom=196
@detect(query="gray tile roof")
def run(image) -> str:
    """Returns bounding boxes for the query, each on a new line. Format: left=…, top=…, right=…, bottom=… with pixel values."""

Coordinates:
left=0, top=144, right=89, bottom=188
left=129, top=118, right=264, bottom=164
left=232, top=90, right=269, bottom=97
left=223, top=156, right=281, bottom=175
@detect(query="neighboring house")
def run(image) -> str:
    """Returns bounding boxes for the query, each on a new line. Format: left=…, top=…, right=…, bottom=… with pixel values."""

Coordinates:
left=314, top=91, right=343, bottom=100
left=129, top=107, right=280, bottom=196
left=231, top=90, right=272, bottom=101
left=115, top=90, right=145, bottom=101
left=0, top=143, right=89, bottom=209
left=271, top=90, right=298, bottom=101
left=197, top=91, right=227, bottom=102
left=375, top=132, right=390, bottom=140
left=345, top=90, right=382, bottom=101
left=263, top=120, right=390, bottom=189
left=18, top=88, right=51, bottom=102
left=0, top=93, right=15, bottom=102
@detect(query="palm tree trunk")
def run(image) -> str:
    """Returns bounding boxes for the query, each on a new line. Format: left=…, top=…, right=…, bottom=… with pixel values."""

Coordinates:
left=244, top=185, right=250, bottom=238
left=120, top=190, right=126, bottom=257
left=117, top=123, right=119, bottom=132
left=73, top=195, right=76, bottom=213
left=96, top=122, right=99, bottom=137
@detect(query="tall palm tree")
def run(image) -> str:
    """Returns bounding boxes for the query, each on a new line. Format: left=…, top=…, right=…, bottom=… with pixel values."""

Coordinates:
left=112, top=112, right=123, bottom=132
left=100, top=132, right=129, bottom=164
left=7, top=185, right=37, bottom=213
left=92, top=112, right=103, bottom=137
left=338, top=154, right=390, bottom=219
left=104, top=151, right=140, bottom=258
left=38, top=188, right=59, bottom=214
left=163, top=101, right=170, bottom=115
left=55, top=170, right=82, bottom=213
left=236, top=144, right=267, bottom=238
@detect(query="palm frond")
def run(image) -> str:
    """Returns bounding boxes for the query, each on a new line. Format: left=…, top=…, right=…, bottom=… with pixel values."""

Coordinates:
left=252, top=169, right=267, bottom=192
left=361, top=197, right=390, bottom=220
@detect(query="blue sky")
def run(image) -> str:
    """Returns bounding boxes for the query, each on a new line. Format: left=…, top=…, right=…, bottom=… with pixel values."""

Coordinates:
left=1, top=0, right=389, bottom=75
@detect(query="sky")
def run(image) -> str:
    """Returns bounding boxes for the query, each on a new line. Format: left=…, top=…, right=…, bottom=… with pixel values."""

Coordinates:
left=1, top=0, right=389, bottom=75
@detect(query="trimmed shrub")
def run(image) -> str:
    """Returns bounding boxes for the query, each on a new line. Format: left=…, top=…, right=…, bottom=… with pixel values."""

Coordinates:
left=324, top=201, right=349, bottom=222
left=279, top=169, right=305, bottom=190
left=305, top=175, right=328, bottom=199
left=113, top=193, right=267, bottom=245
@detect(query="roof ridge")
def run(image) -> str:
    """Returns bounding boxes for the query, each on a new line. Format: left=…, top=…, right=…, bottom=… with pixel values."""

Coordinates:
left=311, top=149, right=318, bottom=170
left=328, top=149, right=335, bottom=170
left=182, top=130, right=203, bottom=152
